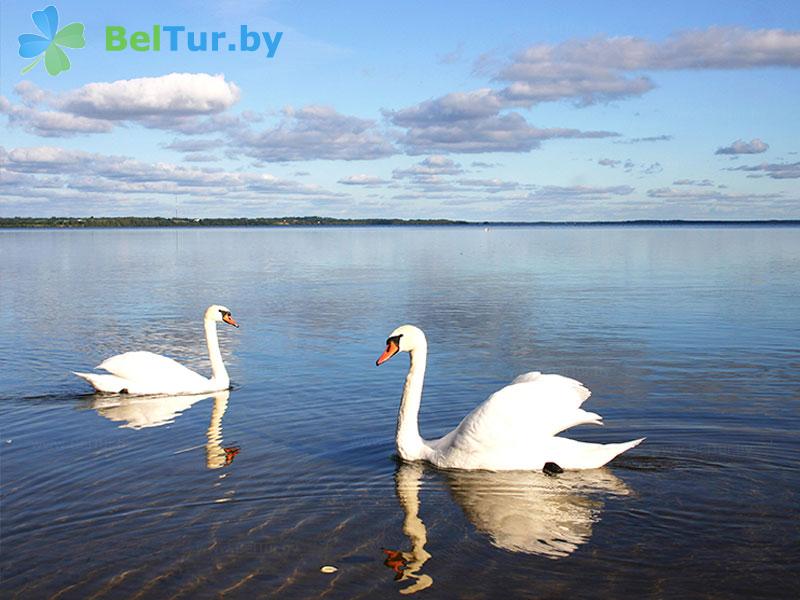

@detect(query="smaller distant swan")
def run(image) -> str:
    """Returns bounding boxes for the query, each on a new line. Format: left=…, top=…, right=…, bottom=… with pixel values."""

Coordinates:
left=74, top=305, right=239, bottom=395
left=376, top=325, right=644, bottom=471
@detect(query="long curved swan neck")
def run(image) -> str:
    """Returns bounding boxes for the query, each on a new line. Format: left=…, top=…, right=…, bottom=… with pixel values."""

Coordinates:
left=204, top=318, right=229, bottom=388
left=397, top=344, right=428, bottom=461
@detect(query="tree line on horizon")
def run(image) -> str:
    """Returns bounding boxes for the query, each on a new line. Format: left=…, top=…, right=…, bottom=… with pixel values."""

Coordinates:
left=0, top=216, right=796, bottom=228
left=0, top=216, right=469, bottom=228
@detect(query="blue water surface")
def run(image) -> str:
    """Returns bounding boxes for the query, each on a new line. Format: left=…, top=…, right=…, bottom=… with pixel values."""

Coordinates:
left=1, top=226, right=798, bottom=598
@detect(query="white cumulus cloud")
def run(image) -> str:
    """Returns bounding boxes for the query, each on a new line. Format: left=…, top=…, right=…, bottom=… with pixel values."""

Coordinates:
left=338, top=174, right=389, bottom=186
left=496, top=27, right=800, bottom=106
left=715, top=138, right=769, bottom=155
left=58, top=73, right=241, bottom=119
left=728, top=161, right=800, bottom=179
left=233, top=105, right=395, bottom=162
left=1, top=74, right=241, bottom=137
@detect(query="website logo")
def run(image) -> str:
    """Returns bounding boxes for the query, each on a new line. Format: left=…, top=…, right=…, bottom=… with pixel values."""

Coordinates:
left=105, top=26, right=282, bottom=58
left=18, top=5, right=85, bottom=76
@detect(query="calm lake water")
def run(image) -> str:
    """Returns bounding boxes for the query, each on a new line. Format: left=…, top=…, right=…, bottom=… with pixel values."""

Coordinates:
left=1, top=226, right=798, bottom=599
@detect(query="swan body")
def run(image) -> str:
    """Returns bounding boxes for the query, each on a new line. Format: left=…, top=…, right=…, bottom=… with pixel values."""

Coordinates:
left=74, top=305, right=238, bottom=396
left=377, top=325, right=644, bottom=471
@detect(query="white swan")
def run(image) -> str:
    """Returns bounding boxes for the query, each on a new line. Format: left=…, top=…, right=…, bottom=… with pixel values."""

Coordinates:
left=74, top=305, right=239, bottom=395
left=376, top=325, right=644, bottom=471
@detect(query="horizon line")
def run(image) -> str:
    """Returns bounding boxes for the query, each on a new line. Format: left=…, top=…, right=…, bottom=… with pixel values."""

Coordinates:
left=2, top=216, right=799, bottom=228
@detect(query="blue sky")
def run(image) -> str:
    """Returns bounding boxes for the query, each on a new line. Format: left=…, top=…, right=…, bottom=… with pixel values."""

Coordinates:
left=1, top=0, right=799, bottom=220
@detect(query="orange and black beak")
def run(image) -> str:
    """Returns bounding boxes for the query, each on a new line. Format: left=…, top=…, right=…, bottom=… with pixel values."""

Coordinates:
left=222, top=313, right=239, bottom=328
left=376, top=337, right=400, bottom=366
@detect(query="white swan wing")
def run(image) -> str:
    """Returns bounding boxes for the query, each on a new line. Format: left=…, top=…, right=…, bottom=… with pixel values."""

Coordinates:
left=443, top=374, right=601, bottom=450
left=97, top=351, right=209, bottom=387
left=510, top=371, right=543, bottom=384
left=509, top=372, right=591, bottom=408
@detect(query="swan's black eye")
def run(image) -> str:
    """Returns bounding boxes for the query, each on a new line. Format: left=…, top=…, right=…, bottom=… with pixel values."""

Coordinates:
left=219, top=309, right=230, bottom=317
left=386, top=334, right=403, bottom=346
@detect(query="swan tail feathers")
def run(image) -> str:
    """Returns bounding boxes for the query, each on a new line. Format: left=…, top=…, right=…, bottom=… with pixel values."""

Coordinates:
left=591, top=436, right=645, bottom=468
left=547, top=436, right=645, bottom=470
left=605, top=436, right=646, bottom=460
left=73, top=371, right=130, bottom=394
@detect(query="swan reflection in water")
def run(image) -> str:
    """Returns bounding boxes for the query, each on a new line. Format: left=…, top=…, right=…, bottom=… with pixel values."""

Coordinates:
left=384, top=462, right=632, bottom=594
left=384, top=463, right=434, bottom=595
left=88, top=390, right=239, bottom=469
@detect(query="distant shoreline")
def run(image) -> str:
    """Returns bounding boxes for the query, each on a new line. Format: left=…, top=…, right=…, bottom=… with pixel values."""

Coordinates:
left=1, top=216, right=798, bottom=229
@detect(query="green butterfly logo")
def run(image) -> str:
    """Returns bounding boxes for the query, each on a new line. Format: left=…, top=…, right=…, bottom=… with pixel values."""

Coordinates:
left=18, top=5, right=85, bottom=76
